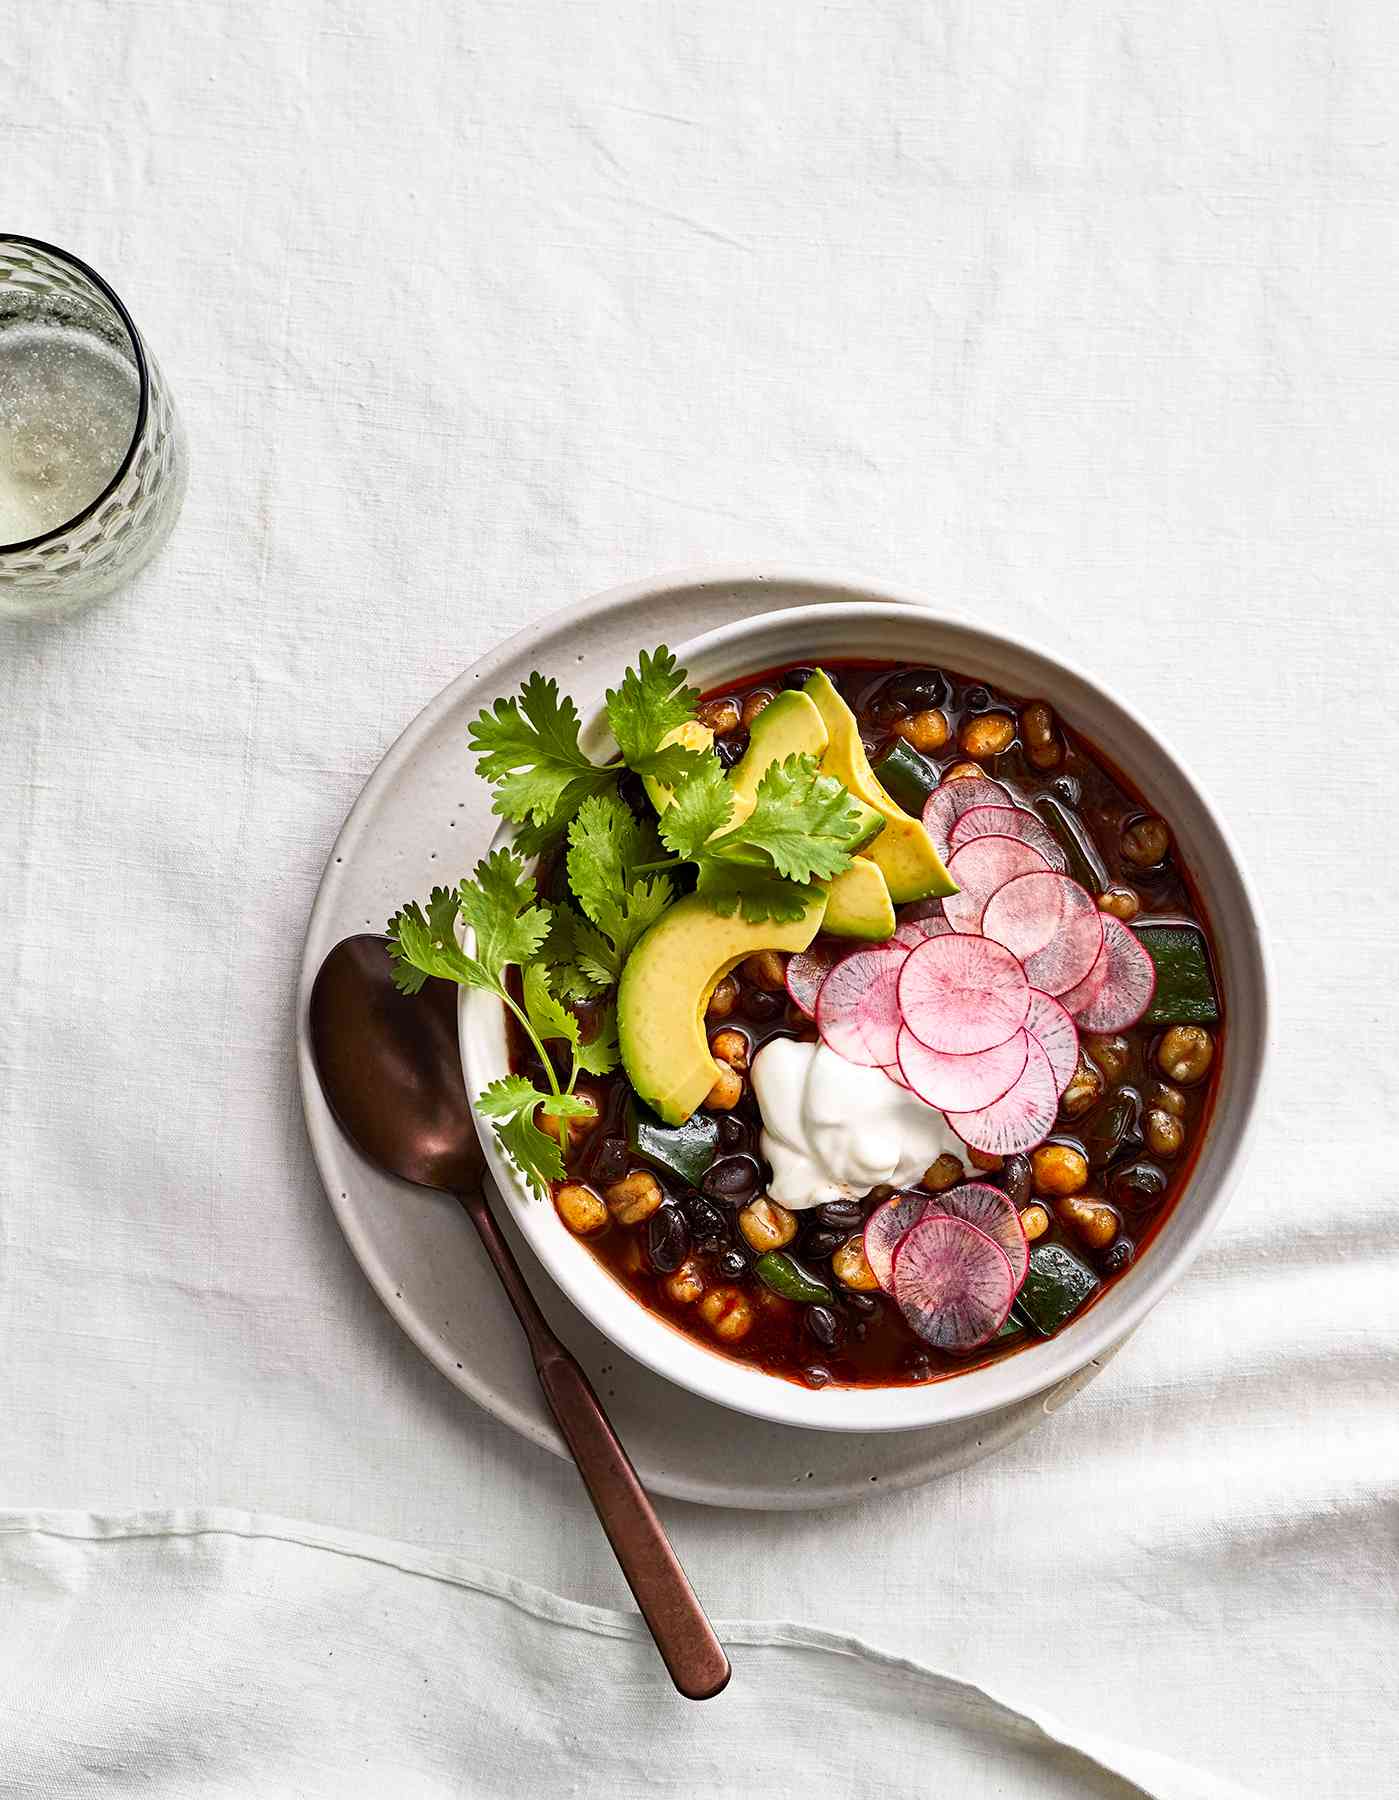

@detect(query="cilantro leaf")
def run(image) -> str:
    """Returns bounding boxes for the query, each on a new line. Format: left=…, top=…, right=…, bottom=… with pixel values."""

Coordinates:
left=384, top=886, right=479, bottom=995
left=469, top=673, right=614, bottom=825
left=658, top=756, right=734, bottom=861
left=522, top=962, right=580, bottom=1057
left=457, top=849, right=552, bottom=972
left=541, top=907, right=609, bottom=1001
left=604, top=647, right=701, bottom=777
left=476, top=1074, right=565, bottom=1195
left=566, top=794, right=674, bottom=974
left=572, top=1002, right=620, bottom=1078
left=702, top=754, right=866, bottom=883
left=694, top=864, right=815, bottom=925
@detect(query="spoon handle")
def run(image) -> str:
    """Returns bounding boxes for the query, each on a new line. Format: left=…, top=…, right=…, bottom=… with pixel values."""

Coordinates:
left=457, top=1189, right=731, bottom=1702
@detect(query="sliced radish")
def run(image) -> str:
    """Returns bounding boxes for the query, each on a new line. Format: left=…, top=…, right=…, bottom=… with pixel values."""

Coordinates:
left=890, top=914, right=952, bottom=950
left=1073, top=917, right=1157, bottom=1032
left=864, top=1190, right=930, bottom=1291
left=936, top=1180, right=1029, bottom=1289
left=883, top=1061, right=912, bottom=1090
left=1058, top=933, right=1109, bottom=1017
left=1023, top=988, right=1079, bottom=1096
left=947, top=1034, right=1058, bottom=1156
left=923, top=776, right=1012, bottom=861
left=815, top=943, right=908, bottom=1068
left=898, top=933, right=1031, bottom=1054
left=942, top=837, right=1049, bottom=933
left=892, top=1214, right=1016, bottom=1350
left=897, top=1024, right=1028, bottom=1112
left=785, top=942, right=842, bottom=1019
left=949, top=804, right=1068, bottom=874
left=980, top=871, right=1104, bottom=995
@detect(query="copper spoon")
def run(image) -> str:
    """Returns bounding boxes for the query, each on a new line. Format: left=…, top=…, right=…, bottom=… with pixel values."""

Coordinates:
left=309, top=934, right=731, bottom=1702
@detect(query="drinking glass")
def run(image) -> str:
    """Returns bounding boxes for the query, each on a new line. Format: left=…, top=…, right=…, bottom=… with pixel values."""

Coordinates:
left=0, top=236, right=188, bottom=621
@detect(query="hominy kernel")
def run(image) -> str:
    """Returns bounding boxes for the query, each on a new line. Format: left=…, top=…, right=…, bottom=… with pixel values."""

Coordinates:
left=1097, top=885, right=1141, bottom=922
left=739, top=1197, right=797, bottom=1252
left=1030, top=1144, right=1089, bottom=1197
left=665, top=1258, right=706, bottom=1305
left=697, top=697, right=741, bottom=735
left=1121, top=815, right=1171, bottom=868
left=944, top=762, right=984, bottom=782
left=1085, top=1034, right=1131, bottom=1085
left=967, top=1147, right=1003, bottom=1172
left=709, top=1028, right=750, bottom=1072
left=1145, top=1108, right=1185, bottom=1157
left=1019, top=1203, right=1051, bottom=1242
left=698, top=1286, right=755, bottom=1341
left=705, top=1063, right=744, bottom=1110
left=1059, top=1053, right=1104, bottom=1119
left=1056, top=1195, right=1119, bottom=1250
left=1157, top=1026, right=1214, bottom=1085
left=554, top=1183, right=607, bottom=1236
left=922, top=1153, right=965, bottom=1193
left=959, top=713, right=1016, bottom=759
left=741, top=950, right=788, bottom=991
left=832, top=1235, right=880, bottom=1291
left=894, top=708, right=950, bottom=754
left=604, top=1170, right=664, bottom=1225
left=705, top=974, right=739, bottom=1020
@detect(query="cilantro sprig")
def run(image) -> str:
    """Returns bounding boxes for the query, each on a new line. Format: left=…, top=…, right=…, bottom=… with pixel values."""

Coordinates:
left=392, top=648, right=877, bottom=1195
left=386, top=849, right=617, bottom=1196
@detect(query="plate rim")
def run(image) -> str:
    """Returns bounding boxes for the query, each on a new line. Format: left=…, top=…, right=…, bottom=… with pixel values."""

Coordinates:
left=296, top=563, right=1174, bottom=1505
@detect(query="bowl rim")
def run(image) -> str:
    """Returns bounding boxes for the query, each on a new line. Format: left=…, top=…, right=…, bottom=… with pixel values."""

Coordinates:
left=459, top=572, right=1271, bottom=1432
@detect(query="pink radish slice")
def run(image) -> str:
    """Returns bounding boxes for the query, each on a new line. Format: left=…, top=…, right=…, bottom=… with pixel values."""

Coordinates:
left=898, top=933, right=1031, bottom=1055
left=1023, top=988, right=1079, bottom=1096
left=785, top=942, right=842, bottom=1019
left=883, top=1062, right=912, bottom=1090
left=892, top=1214, right=1016, bottom=1350
left=936, top=1180, right=1029, bottom=1289
left=864, top=1190, right=931, bottom=1291
left=942, top=837, right=1050, bottom=933
left=947, top=1034, right=1058, bottom=1156
left=897, top=1024, right=1028, bottom=1112
left=1073, top=917, right=1157, bottom=1032
left=815, top=944, right=908, bottom=1068
left=890, top=915, right=952, bottom=950
left=981, top=871, right=1104, bottom=995
left=1058, top=932, right=1109, bottom=1017
left=923, top=776, right=1012, bottom=861
left=949, top=804, right=1068, bottom=874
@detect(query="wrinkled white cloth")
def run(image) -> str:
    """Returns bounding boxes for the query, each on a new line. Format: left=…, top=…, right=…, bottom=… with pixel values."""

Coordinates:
left=0, top=1510, right=1263, bottom=1800
left=2, top=2, right=1397, bottom=1797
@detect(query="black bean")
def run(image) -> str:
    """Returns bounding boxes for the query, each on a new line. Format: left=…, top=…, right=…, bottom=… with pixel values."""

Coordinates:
left=1103, top=1237, right=1136, bottom=1273
left=844, top=1291, right=878, bottom=1316
left=716, top=1247, right=749, bottom=1280
left=816, top=1198, right=865, bottom=1232
left=714, top=735, right=745, bottom=770
left=684, top=1195, right=727, bottom=1246
left=742, top=988, right=784, bottom=1023
left=702, top=1153, right=762, bottom=1204
left=716, top=1114, right=749, bottom=1153
left=806, top=1305, right=845, bottom=1351
left=646, top=1204, right=689, bottom=1274
left=962, top=684, right=992, bottom=711
left=1050, top=774, right=1082, bottom=808
left=781, top=665, right=817, bottom=692
left=905, top=1354, right=933, bottom=1382
left=591, top=1136, right=630, bottom=1186
left=1001, top=1154, right=1032, bottom=1208
left=802, top=1226, right=846, bottom=1260
left=884, top=666, right=950, bottom=711
left=1109, top=1160, right=1168, bottom=1213
left=802, top=1364, right=832, bottom=1389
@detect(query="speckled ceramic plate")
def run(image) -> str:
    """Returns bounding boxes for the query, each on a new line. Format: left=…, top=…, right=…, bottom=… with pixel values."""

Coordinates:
left=296, top=567, right=1124, bottom=1509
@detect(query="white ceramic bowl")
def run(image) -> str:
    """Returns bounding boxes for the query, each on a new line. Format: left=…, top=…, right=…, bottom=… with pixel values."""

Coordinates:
left=461, top=580, right=1270, bottom=1432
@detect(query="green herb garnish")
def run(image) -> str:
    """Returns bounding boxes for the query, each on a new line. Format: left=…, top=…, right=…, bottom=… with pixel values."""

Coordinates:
left=388, top=646, right=871, bottom=1195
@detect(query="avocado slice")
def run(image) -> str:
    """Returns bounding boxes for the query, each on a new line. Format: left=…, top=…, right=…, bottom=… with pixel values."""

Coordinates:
left=643, top=718, right=715, bottom=814
left=803, top=669, right=957, bottom=903
left=729, top=691, right=881, bottom=847
left=617, top=889, right=826, bottom=1125
left=824, top=854, right=895, bottom=940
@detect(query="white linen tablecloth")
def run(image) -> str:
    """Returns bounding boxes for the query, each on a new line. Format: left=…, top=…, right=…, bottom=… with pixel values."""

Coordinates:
left=2, top=3, right=1396, bottom=1795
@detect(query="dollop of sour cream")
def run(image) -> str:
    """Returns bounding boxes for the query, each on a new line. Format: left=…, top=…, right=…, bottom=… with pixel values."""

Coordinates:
left=750, top=1037, right=967, bottom=1210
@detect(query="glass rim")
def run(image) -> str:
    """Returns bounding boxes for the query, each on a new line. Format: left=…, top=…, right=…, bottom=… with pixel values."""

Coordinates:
left=0, top=233, right=151, bottom=555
